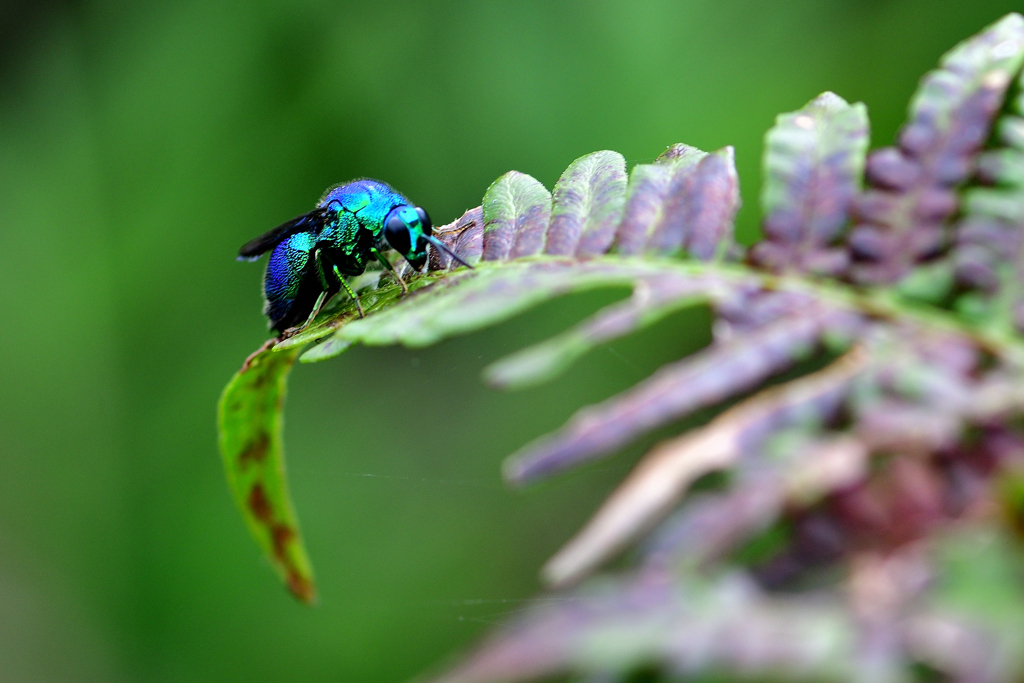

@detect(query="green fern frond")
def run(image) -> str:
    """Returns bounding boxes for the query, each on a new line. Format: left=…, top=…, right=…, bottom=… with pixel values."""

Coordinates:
left=218, top=13, right=1024, bottom=682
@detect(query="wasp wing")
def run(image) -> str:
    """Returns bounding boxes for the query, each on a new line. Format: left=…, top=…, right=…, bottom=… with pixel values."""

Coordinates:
left=237, top=208, right=329, bottom=261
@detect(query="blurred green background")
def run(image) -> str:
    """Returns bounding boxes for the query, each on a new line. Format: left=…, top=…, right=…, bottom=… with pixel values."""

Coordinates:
left=1, top=1, right=1020, bottom=681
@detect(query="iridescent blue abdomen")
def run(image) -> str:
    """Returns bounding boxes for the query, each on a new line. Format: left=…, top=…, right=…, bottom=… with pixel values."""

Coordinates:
left=263, top=231, right=317, bottom=329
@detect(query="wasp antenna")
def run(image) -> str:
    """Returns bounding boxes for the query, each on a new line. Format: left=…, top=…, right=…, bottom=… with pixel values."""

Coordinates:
left=424, top=235, right=474, bottom=269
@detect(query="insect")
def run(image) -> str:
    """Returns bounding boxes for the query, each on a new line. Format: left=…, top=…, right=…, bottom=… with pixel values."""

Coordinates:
left=238, top=179, right=471, bottom=334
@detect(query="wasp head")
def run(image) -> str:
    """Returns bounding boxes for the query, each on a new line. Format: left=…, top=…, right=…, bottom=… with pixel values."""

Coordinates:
left=383, top=204, right=433, bottom=271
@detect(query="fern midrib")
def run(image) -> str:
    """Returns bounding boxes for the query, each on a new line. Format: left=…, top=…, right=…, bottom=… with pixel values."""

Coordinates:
left=277, top=254, right=1024, bottom=367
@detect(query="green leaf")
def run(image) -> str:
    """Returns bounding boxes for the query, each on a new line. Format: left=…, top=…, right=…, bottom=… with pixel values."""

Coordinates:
left=919, top=526, right=1024, bottom=678
left=218, top=18, right=1024, bottom=626
left=928, top=527, right=1024, bottom=627
left=614, top=144, right=708, bottom=255
left=950, top=37, right=1024, bottom=336
left=429, top=207, right=485, bottom=270
left=483, top=171, right=552, bottom=259
left=217, top=345, right=314, bottom=603
left=338, top=258, right=662, bottom=349
left=896, top=259, right=955, bottom=304
left=912, top=12, right=1024, bottom=134
left=502, top=303, right=840, bottom=485
left=850, top=12, right=1024, bottom=283
left=751, top=91, right=869, bottom=275
left=484, top=292, right=706, bottom=390
left=429, top=572, right=865, bottom=683
left=615, top=144, right=740, bottom=259
left=671, top=145, right=740, bottom=259
left=544, top=150, right=628, bottom=256
left=299, top=335, right=351, bottom=363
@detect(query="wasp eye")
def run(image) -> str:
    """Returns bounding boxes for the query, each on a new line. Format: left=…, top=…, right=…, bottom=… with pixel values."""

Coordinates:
left=415, top=207, right=433, bottom=236
left=384, top=206, right=412, bottom=256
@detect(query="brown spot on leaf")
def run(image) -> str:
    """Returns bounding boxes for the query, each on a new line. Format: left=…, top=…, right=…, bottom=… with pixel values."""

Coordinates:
left=246, top=483, right=315, bottom=603
left=240, top=433, right=269, bottom=467
left=287, top=569, right=316, bottom=604
left=271, top=523, right=295, bottom=561
left=248, top=483, right=273, bottom=523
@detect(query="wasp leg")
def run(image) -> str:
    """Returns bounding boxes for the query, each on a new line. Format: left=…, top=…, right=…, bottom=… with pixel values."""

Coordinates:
left=371, top=247, right=408, bottom=294
left=314, top=249, right=330, bottom=289
left=298, top=289, right=330, bottom=330
left=287, top=250, right=334, bottom=334
left=306, top=249, right=336, bottom=324
left=332, top=264, right=365, bottom=318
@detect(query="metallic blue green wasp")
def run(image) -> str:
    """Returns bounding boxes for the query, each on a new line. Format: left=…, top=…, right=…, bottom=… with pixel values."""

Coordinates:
left=238, top=179, right=470, bottom=334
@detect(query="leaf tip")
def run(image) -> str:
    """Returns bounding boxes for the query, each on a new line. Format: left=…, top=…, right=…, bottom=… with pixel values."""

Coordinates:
left=288, top=573, right=318, bottom=605
left=501, top=456, right=531, bottom=487
left=539, top=554, right=578, bottom=590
